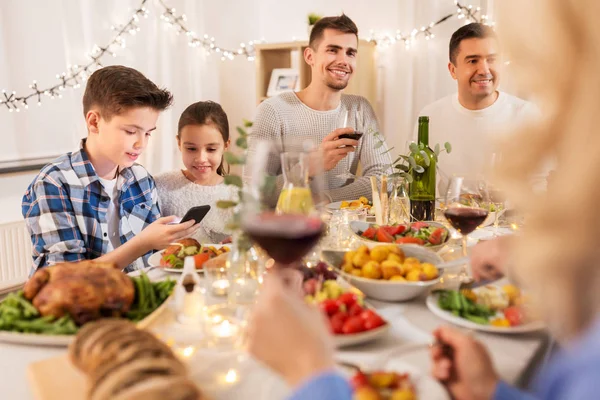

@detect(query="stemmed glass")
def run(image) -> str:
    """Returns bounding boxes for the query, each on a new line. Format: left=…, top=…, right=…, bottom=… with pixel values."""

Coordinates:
left=335, top=105, right=364, bottom=181
left=444, top=176, right=490, bottom=280
left=241, top=140, right=327, bottom=271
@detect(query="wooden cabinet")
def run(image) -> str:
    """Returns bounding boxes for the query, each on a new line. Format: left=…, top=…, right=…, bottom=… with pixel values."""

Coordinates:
left=254, top=40, right=378, bottom=114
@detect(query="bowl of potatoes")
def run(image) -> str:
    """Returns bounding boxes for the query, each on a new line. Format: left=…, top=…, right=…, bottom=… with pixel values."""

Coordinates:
left=322, top=244, right=444, bottom=302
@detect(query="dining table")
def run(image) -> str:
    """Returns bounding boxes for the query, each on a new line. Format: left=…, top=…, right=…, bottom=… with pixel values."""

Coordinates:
left=0, top=224, right=549, bottom=400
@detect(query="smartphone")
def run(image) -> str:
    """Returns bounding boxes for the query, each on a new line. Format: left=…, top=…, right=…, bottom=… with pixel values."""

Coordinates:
left=338, top=131, right=364, bottom=141
left=180, top=205, right=211, bottom=224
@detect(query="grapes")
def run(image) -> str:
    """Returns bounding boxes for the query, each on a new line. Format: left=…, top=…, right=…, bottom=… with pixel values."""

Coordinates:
left=297, top=262, right=337, bottom=282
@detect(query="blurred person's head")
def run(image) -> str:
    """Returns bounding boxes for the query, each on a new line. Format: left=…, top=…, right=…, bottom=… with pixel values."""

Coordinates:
left=449, top=23, right=500, bottom=110
left=496, top=0, right=600, bottom=341
left=305, top=14, right=358, bottom=92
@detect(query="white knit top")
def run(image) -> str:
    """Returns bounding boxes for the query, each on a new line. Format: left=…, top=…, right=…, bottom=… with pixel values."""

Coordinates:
left=154, top=170, right=238, bottom=244
left=246, top=92, right=393, bottom=204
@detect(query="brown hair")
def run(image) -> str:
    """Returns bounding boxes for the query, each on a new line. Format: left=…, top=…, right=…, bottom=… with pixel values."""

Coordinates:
left=309, top=14, right=358, bottom=49
left=449, top=23, right=497, bottom=64
left=82, top=65, right=173, bottom=119
left=177, top=101, right=230, bottom=176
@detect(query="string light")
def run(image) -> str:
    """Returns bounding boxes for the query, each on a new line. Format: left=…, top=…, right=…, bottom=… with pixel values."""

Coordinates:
left=2, top=0, right=494, bottom=112
left=158, top=0, right=259, bottom=61
left=367, top=1, right=493, bottom=49
left=0, top=0, right=149, bottom=112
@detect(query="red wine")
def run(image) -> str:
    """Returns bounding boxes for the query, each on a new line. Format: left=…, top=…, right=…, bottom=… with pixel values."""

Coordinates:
left=243, top=213, right=325, bottom=265
left=410, top=199, right=434, bottom=221
left=444, top=207, right=488, bottom=234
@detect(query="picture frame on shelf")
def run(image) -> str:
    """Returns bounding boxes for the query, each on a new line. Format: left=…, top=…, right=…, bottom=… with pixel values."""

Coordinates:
left=266, top=68, right=300, bottom=97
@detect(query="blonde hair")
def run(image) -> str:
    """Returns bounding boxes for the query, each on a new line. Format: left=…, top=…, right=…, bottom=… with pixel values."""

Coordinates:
left=497, top=0, right=600, bottom=340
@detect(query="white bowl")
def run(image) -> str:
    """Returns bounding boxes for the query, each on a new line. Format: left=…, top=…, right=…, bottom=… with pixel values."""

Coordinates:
left=322, top=245, right=444, bottom=302
left=349, top=220, right=449, bottom=252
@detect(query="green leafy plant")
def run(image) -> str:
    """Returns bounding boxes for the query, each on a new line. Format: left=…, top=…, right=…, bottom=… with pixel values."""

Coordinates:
left=373, top=132, right=452, bottom=183
left=215, top=119, right=252, bottom=212
left=308, top=13, right=322, bottom=26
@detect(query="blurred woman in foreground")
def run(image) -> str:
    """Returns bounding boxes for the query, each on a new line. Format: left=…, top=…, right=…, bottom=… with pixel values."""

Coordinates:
left=248, top=0, right=600, bottom=398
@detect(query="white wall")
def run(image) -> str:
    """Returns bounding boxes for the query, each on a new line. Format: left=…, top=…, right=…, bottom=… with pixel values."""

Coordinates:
left=0, top=0, right=494, bottom=223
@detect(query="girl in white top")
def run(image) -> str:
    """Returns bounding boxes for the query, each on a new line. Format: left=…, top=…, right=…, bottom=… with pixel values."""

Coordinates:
left=155, top=101, right=237, bottom=244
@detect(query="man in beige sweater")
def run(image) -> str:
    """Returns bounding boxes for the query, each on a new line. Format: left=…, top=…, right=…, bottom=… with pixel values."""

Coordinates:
left=246, top=14, right=392, bottom=204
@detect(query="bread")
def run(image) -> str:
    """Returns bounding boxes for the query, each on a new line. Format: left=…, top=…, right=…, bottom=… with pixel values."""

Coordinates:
left=69, top=319, right=202, bottom=400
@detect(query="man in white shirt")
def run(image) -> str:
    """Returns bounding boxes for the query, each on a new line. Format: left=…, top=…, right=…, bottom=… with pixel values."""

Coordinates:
left=416, top=23, right=539, bottom=190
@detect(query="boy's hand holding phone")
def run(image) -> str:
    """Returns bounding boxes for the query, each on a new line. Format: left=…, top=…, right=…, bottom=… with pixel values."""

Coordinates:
left=138, top=216, right=200, bottom=251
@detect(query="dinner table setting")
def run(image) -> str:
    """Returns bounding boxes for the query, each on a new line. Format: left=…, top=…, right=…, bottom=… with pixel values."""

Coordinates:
left=0, top=168, right=549, bottom=400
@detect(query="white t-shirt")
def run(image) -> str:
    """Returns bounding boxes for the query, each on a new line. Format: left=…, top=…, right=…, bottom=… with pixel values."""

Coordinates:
left=98, top=176, right=121, bottom=251
left=415, top=91, right=541, bottom=191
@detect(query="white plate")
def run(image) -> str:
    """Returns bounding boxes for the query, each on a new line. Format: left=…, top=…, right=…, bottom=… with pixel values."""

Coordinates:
left=148, top=244, right=229, bottom=273
left=0, top=291, right=173, bottom=346
left=425, top=289, right=545, bottom=334
left=339, top=358, right=449, bottom=400
left=328, top=276, right=390, bottom=347
left=334, top=323, right=390, bottom=347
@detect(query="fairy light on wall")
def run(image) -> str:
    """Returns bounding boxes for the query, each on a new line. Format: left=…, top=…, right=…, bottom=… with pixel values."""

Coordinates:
left=158, top=0, right=259, bottom=61
left=0, top=0, right=149, bottom=112
left=1, top=0, right=493, bottom=112
left=367, top=1, right=492, bottom=49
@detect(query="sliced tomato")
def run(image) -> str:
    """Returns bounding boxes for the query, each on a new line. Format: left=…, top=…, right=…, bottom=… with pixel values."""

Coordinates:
left=411, top=221, right=429, bottom=230
left=428, top=227, right=447, bottom=245
left=337, top=292, right=358, bottom=308
left=320, top=299, right=340, bottom=316
left=382, top=225, right=407, bottom=236
left=360, top=310, right=385, bottom=330
left=362, top=227, right=377, bottom=240
left=329, top=311, right=348, bottom=334
left=350, top=372, right=370, bottom=389
left=348, top=303, right=364, bottom=317
left=193, top=253, right=210, bottom=269
left=342, top=316, right=367, bottom=334
left=504, top=306, right=524, bottom=326
left=376, top=228, right=395, bottom=243
left=395, top=237, right=425, bottom=245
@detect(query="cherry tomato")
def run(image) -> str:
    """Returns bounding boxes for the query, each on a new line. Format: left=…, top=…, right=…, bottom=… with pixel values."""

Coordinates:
left=376, top=228, right=395, bottom=243
left=362, top=227, right=377, bottom=240
left=193, top=253, right=210, bottom=268
left=504, top=306, right=524, bottom=326
left=395, top=237, right=425, bottom=245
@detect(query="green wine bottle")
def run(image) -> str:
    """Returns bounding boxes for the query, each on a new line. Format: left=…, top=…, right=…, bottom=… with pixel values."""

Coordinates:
left=409, top=116, right=436, bottom=221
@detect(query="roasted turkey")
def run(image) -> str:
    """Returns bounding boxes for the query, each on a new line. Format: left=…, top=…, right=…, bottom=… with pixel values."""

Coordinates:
left=23, top=261, right=135, bottom=325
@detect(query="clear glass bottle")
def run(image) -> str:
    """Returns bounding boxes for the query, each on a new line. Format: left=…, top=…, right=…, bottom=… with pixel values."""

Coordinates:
left=388, top=177, right=411, bottom=225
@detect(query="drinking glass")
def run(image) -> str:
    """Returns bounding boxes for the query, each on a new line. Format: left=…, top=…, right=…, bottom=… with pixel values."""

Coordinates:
left=335, top=105, right=364, bottom=181
left=241, top=141, right=326, bottom=270
left=444, top=176, right=490, bottom=280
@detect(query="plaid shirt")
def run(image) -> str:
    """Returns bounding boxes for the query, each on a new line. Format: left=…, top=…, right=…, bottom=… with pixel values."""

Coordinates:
left=22, top=140, right=160, bottom=274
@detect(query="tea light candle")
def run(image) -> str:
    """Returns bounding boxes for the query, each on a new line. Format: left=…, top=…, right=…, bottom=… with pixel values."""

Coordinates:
left=211, top=319, right=239, bottom=339
left=212, top=279, right=230, bottom=296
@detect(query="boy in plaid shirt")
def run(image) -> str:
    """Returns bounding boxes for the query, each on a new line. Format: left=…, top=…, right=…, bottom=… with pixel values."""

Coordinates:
left=22, top=66, right=199, bottom=273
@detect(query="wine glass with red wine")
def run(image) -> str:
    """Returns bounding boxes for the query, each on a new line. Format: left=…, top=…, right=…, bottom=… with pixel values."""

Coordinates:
left=241, top=140, right=326, bottom=270
left=335, top=106, right=364, bottom=182
left=444, top=176, right=490, bottom=280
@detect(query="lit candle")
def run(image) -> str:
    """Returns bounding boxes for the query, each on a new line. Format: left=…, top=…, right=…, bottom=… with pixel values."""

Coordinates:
left=211, top=319, right=239, bottom=338
left=212, top=279, right=230, bottom=296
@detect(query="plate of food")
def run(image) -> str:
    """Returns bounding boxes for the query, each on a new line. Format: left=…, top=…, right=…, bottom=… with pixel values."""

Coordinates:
left=0, top=261, right=176, bottom=346
left=350, top=220, right=450, bottom=251
left=299, top=262, right=390, bottom=347
left=343, top=358, right=449, bottom=400
left=426, top=284, right=544, bottom=334
left=148, top=238, right=230, bottom=273
left=326, top=197, right=373, bottom=212
left=323, top=244, right=443, bottom=302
